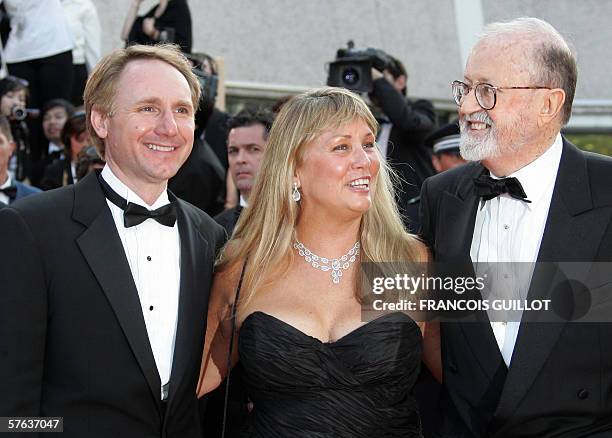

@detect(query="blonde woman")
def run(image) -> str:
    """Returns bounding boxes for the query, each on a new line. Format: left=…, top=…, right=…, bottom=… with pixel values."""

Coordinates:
left=198, top=87, right=440, bottom=437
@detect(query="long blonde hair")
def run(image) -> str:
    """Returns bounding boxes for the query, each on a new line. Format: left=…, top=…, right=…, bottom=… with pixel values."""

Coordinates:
left=218, top=87, right=424, bottom=310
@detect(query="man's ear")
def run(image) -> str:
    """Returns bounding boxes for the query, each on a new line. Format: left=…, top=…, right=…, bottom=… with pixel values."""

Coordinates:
left=539, top=88, right=566, bottom=127
left=90, top=106, right=110, bottom=140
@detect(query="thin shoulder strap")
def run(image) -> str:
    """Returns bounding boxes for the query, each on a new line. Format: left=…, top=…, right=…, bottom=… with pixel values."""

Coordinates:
left=221, top=259, right=247, bottom=438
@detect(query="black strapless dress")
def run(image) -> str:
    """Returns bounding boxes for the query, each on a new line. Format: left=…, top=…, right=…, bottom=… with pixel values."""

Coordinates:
left=238, top=311, right=423, bottom=437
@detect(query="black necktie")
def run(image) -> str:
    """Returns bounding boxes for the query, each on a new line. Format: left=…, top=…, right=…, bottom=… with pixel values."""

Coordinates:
left=473, top=170, right=531, bottom=203
left=0, top=185, right=17, bottom=200
left=98, top=174, right=177, bottom=228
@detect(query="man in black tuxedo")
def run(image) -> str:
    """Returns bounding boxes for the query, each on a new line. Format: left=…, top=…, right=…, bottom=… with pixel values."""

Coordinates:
left=214, top=106, right=274, bottom=236
left=0, top=44, right=225, bottom=437
left=419, top=18, right=612, bottom=437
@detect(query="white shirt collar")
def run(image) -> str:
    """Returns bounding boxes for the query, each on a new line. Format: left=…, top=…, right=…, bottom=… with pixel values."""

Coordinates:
left=487, top=133, right=563, bottom=210
left=509, top=133, right=563, bottom=209
left=0, top=173, right=12, bottom=189
left=101, top=165, right=170, bottom=210
left=48, top=142, right=63, bottom=154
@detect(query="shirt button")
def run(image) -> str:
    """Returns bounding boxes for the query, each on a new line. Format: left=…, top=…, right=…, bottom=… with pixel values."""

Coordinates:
left=577, top=389, right=589, bottom=400
left=149, top=306, right=154, bottom=311
left=147, top=256, right=152, bottom=261
left=503, top=224, right=510, bottom=230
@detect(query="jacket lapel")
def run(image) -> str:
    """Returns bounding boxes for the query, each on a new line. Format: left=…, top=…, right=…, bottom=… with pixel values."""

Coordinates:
left=435, top=166, right=480, bottom=261
left=73, top=173, right=162, bottom=409
left=496, top=139, right=611, bottom=419
left=439, top=163, right=507, bottom=380
left=165, top=195, right=211, bottom=415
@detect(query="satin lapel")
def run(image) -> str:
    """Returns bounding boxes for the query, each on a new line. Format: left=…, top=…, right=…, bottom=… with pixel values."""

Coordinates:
left=73, top=173, right=161, bottom=408
left=166, top=197, right=210, bottom=414
left=496, top=140, right=609, bottom=419
left=439, top=164, right=507, bottom=380
left=435, top=162, right=484, bottom=261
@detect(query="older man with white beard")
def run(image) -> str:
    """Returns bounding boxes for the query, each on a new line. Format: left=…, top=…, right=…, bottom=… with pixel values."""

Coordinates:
left=419, top=17, right=612, bottom=438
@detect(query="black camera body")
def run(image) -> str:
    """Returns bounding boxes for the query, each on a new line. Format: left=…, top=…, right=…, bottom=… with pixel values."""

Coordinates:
left=327, top=42, right=393, bottom=93
left=192, top=68, right=218, bottom=103
left=10, top=105, right=39, bottom=121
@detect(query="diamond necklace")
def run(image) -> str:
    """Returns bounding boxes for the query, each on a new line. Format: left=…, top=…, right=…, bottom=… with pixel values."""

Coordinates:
left=293, top=239, right=360, bottom=284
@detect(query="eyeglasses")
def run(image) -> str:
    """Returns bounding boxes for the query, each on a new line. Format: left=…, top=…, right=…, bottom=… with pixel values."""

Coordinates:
left=451, top=80, right=550, bottom=110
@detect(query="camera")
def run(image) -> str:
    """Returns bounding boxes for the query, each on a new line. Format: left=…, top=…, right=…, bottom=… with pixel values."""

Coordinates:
left=10, top=105, right=39, bottom=121
left=327, top=41, right=393, bottom=93
left=192, top=68, right=218, bottom=103
left=186, top=53, right=219, bottom=103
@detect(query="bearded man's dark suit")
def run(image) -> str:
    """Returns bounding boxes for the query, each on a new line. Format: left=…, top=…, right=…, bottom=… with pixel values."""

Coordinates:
left=419, top=139, right=612, bottom=437
left=0, top=172, right=225, bottom=437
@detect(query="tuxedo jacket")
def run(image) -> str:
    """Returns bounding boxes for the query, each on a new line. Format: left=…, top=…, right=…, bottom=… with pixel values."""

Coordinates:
left=214, top=205, right=242, bottom=237
left=419, top=139, right=612, bottom=437
left=169, top=137, right=226, bottom=217
left=0, top=172, right=225, bottom=438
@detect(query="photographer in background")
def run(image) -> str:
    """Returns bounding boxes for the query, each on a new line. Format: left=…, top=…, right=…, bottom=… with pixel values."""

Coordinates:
left=0, top=75, right=32, bottom=181
left=0, top=116, right=40, bottom=205
left=2, top=0, right=74, bottom=184
left=369, top=55, right=436, bottom=230
left=121, top=0, right=192, bottom=53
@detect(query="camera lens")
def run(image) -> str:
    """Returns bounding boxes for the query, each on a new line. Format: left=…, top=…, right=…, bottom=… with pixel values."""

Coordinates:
left=342, top=68, right=360, bottom=86
left=11, top=105, right=27, bottom=121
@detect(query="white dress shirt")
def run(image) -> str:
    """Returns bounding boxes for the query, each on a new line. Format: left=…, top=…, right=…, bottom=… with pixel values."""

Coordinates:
left=48, top=142, right=63, bottom=155
left=470, top=134, right=563, bottom=366
left=101, top=166, right=181, bottom=399
left=1, top=0, right=74, bottom=63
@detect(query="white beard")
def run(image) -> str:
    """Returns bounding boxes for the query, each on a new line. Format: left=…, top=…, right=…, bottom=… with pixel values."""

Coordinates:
left=459, top=112, right=501, bottom=161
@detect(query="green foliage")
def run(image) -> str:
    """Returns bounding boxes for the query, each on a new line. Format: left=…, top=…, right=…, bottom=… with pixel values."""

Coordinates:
left=565, top=134, right=612, bottom=157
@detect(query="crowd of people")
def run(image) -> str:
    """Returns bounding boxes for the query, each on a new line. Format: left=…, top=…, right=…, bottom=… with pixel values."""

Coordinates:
left=1, top=6, right=611, bottom=438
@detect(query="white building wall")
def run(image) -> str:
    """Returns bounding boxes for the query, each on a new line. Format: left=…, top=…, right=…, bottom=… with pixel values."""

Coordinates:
left=92, top=0, right=612, bottom=128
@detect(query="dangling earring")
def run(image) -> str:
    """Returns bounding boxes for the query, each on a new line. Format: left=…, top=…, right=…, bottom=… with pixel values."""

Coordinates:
left=292, top=182, right=301, bottom=202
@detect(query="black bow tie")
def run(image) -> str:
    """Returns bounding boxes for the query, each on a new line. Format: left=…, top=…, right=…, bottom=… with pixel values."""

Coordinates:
left=98, top=174, right=177, bottom=228
left=473, top=170, right=531, bottom=203
left=0, top=185, right=17, bottom=200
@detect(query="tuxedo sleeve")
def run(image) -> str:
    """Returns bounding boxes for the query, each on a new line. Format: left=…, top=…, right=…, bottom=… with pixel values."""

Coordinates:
left=418, top=177, right=435, bottom=250
left=0, top=207, right=47, bottom=416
